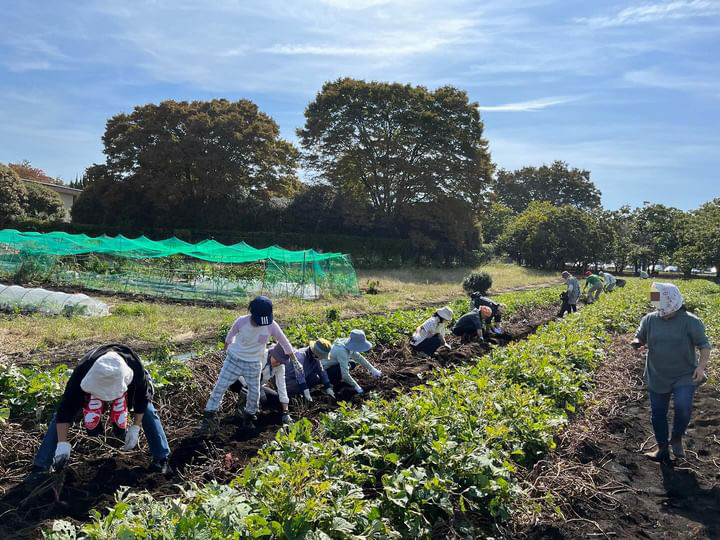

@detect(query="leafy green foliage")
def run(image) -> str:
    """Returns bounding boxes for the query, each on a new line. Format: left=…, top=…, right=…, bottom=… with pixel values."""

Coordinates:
left=462, top=271, right=492, bottom=295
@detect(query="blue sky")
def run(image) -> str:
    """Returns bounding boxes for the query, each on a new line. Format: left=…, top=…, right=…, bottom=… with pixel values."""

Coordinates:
left=1, top=0, right=718, bottom=210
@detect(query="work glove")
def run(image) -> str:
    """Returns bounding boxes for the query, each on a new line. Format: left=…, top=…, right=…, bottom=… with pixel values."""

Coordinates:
left=123, top=425, right=141, bottom=450
left=324, top=387, right=336, bottom=399
left=303, top=389, right=313, bottom=402
left=354, top=385, right=364, bottom=395
left=281, top=412, right=293, bottom=425
left=53, top=442, right=72, bottom=470
left=370, top=368, right=382, bottom=379
left=293, top=359, right=304, bottom=375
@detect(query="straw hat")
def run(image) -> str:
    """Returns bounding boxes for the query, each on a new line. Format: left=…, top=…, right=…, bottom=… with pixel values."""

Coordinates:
left=80, top=351, right=134, bottom=401
left=310, top=338, right=332, bottom=360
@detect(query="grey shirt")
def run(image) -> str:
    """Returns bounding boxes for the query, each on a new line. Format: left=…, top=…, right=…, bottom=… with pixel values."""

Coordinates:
left=635, top=310, right=711, bottom=393
left=566, top=277, right=580, bottom=304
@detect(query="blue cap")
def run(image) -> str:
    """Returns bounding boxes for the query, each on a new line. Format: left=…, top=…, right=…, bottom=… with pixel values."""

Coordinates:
left=249, top=295, right=273, bottom=326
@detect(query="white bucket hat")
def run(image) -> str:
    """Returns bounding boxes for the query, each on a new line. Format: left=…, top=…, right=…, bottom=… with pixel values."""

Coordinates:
left=436, top=306, right=454, bottom=321
left=80, top=351, right=134, bottom=401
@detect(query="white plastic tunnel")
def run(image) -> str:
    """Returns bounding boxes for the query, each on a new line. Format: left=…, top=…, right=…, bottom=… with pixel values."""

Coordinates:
left=0, top=283, right=109, bottom=316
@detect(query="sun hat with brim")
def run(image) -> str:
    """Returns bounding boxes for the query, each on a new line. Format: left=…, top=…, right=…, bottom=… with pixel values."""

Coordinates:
left=249, top=295, right=273, bottom=326
left=345, top=329, right=372, bottom=353
left=310, top=338, right=332, bottom=360
left=80, top=351, right=134, bottom=401
left=436, top=306, right=453, bottom=321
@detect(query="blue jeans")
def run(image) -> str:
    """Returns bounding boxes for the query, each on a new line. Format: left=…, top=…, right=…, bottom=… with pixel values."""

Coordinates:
left=33, top=402, right=170, bottom=469
left=649, top=385, right=695, bottom=445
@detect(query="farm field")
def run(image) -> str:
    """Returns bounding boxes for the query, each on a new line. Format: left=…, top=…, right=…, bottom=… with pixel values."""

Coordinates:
left=0, top=262, right=560, bottom=359
left=1, top=277, right=717, bottom=538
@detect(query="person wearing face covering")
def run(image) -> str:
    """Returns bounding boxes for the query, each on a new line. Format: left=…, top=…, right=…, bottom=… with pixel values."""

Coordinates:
left=631, top=283, right=711, bottom=462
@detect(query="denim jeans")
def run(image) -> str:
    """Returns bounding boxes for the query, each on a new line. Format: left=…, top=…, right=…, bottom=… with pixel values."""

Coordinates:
left=33, top=402, right=170, bottom=469
left=648, top=385, right=696, bottom=445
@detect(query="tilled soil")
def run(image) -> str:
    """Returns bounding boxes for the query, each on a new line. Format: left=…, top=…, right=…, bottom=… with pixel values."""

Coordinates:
left=517, top=337, right=720, bottom=540
left=0, top=304, right=557, bottom=539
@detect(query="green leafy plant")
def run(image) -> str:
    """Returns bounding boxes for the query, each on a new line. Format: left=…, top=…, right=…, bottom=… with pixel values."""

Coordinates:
left=462, top=271, right=493, bottom=295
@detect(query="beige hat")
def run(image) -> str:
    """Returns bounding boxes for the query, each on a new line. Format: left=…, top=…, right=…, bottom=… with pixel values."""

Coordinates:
left=80, top=351, right=134, bottom=401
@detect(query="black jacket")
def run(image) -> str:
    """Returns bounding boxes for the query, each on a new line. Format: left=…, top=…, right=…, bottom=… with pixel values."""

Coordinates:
left=55, top=344, right=153, bottom=424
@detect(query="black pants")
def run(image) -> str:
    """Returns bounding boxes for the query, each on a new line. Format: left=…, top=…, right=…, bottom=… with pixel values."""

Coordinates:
left=558, top=300, right=577, bottom=317
left=411, top=334, right=443, bottom=356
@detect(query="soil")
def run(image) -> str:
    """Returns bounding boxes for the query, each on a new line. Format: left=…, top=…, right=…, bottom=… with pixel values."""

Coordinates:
left=516, top=337, right=720, bottom=540
left=0, top=304, right=557, bottom=539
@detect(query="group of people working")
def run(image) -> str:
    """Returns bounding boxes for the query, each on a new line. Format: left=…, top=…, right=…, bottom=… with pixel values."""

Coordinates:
left=27, top=277, right=711, bottom=481
left=558, top=269, right=626, bottom=316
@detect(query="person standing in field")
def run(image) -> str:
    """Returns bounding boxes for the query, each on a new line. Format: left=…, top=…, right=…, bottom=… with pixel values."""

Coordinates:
left=470, top=293, right=503, bottom=335
left=558, top=271, right=580, bottom=317
left=198, top=296, right=300, bottom=433
left=583, top=271, right=605, bottom=304
left=631, top=283, right=711, bottom=462
left=601, top=270, right=617, bottom=292
left=452, top=306, right=493, bottom=343
left=323, top=329, right=382, bottom=395
left=410, top=306, right=454, bottom=356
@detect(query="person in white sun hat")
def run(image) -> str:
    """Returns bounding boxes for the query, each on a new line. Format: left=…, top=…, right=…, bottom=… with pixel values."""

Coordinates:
left=410, top=306, right=454, bottom=356
left=323, top=329, right=382, bottom=395
left=28, top=344, right=171, bottom=480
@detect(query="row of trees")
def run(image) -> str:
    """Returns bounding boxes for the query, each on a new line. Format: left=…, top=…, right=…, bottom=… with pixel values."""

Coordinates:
left=486, top=199, right=720, bottom=277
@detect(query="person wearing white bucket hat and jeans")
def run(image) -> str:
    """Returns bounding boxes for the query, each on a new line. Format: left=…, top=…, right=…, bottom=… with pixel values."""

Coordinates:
left=411, top=306, right=454, bottom=356
left=28, top=344, right=170, bottom=480
left=324, top=329, right=382, bottom=395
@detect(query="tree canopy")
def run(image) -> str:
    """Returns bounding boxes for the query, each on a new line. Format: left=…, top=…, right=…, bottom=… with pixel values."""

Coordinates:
left=0, top=164, right=28, bottom=227
left=298, top=78, right=494, bottom=218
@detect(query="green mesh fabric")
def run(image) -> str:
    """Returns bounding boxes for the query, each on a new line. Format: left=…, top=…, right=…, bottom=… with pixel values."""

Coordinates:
left=0, top=229, right=359, bottom=301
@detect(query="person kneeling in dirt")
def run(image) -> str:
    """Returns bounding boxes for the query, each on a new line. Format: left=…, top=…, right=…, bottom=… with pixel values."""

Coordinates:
left=558, top=271, right=580, bottom=317
left=410, top=306, right=454, bottom=356
left=631, top=283, right=711, bottom=462
left=323, top=330, right=382, bottom=395
left=198, top=296, right=299, bottom=433
left=28, top=344, right=171, bottom=480
left=470, top=293, right=503, bottom=335
left=601, top=271, right=617, bottom=292
left=583, top=271, right=604, bottom=304
left=452, top=306, right=492, bottom=343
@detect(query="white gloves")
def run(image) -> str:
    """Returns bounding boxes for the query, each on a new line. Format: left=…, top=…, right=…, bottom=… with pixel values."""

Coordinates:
left=53, top=442, right=72, bottom=469
left=303, top=389, right=313, bottom=402
left=370, top=368, right=382, bottom=379
left=354, top=385, right=364, bottom=395
left=324, top=387, right=336, bottom=398
left=281, top=412, right=293, bottom=425
left=123, top=425, right=141, bottom=450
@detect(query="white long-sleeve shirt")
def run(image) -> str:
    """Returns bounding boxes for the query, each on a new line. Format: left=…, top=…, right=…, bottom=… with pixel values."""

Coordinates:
left=323, top=337, right=378, bottom=391
left=411, top=316, right=446, bottom=346
left=225, top=315, right=293, bottom=363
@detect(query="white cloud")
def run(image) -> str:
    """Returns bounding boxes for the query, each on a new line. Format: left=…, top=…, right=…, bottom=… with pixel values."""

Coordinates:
left=477, top=96, right=581, bottom=112
left=578, top=0, right=720, bottom=28
left=318, top=0, right=395, bottom=9
left=624, top=67, right=719, bottom=95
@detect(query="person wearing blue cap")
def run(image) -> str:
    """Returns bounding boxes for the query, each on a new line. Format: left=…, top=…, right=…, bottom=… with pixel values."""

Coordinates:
left=198, top=296, right=299, bottom=433
left=323, top=329, right=382, bottom=394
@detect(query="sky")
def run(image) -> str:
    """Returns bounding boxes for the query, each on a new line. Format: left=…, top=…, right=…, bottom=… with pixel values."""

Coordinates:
left=0, top=0, right=718, bottom=210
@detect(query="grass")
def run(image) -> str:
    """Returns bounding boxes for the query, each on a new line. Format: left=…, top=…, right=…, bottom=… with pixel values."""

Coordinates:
left=0, top=262, right=560, bottom=357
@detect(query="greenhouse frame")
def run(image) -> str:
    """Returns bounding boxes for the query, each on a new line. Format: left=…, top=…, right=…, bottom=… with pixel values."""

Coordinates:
left=0, top=229, right=359, bottom=302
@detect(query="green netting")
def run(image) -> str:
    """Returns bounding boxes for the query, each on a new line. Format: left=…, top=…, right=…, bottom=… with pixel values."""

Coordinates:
left=0, top=229, right=359, bottom=301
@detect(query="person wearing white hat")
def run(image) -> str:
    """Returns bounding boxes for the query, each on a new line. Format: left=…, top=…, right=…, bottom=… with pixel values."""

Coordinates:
left=411, top=306, right=454, bottom=356
left=631, top=283, right=712, bottom=462
left=323, top=329, right=382, bottom=395
left=28, top=344, right=170, bottom=479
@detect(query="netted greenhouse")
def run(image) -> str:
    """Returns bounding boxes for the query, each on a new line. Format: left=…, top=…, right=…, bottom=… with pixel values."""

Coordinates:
left=0, top=229, right=359, bottom=302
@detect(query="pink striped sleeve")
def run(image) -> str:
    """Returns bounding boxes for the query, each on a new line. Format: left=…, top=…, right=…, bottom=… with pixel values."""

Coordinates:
left=270, top=321, right=294, bottom=355
left=225, top=315, right=249, bottom=345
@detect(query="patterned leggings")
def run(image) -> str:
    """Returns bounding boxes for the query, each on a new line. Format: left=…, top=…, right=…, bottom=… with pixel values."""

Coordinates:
left=205, top=352, right=262, bottom=415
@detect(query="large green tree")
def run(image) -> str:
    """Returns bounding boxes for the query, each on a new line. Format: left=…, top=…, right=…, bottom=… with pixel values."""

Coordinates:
left=631, top=203, right=687, bottom=272
left=685, top=199, right=720, bottom=279
left=494, top=161, right=601, bottom=213
left=24, top=183, right=66, bottom=221
left=298, top=78, right=494, bottom=218
left=0, top=164, right=28, bottom=227
left=73, top=99, right=299, bottom=228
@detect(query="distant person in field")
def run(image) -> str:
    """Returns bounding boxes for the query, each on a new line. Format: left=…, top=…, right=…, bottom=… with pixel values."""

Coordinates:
left=639, top=269, right=650, bottom=279
left=410, top=306, right=454, bottom=356
left=198, top=296, right=299, bottom=434
left=631, top=283, right=711, bottom=462
left=558, top=271, right=580, bottom=317
left=232, top=340, right=336, bottom=425
left=601, top=271, right=617, bottom=292
left=452, top=306, right=493, bottom=343
left=28, top=345, right=171, bottom=481
left=470, top=293, right=503, bottom=335
left=323, top=330, right=382, bottom=395
left=583, top=271, right=604, bottom=304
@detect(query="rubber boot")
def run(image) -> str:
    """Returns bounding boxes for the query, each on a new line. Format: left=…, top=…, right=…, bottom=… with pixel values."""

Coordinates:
left=645, top=443, right=671, bottom=463
left=195, top=411, right=218, bottom=436
left=241, top=412, right=256, bottom=429
left=670, top=436, right=685, bottom=458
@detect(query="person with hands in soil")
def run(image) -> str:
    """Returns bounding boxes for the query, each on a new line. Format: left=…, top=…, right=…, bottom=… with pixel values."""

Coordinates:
left=323, top=329, right=381, bottom=395
left=631, top=283, right=712, bottom=462
left=410, top=306, right=454, bottom=356
left=28, top=344, right=171, bottom=480
left=470, top=293, right=504, bottom=335
left=558, top=271, right=581, bottom=317
left=198, top=295, right=299, bottom=433
left=583, top=271, right=605, bottom=304
left=452, top=306, right=493, bottom=343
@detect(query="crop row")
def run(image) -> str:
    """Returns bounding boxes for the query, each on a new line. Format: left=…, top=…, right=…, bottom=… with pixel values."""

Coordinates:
left=42, top=279, right=698, bottom=539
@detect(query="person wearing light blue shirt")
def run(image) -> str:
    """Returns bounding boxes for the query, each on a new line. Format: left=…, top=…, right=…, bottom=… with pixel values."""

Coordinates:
left=323, top=329, right=382, bottom=394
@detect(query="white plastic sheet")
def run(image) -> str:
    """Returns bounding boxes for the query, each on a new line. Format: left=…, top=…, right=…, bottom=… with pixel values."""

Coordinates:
left=0, top=283, right=109, bottom=316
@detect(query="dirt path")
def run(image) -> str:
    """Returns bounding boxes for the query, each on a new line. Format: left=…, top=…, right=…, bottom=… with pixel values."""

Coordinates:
left=0, top=304, right=558, bottom=539
left=517, top=337, right=720, bottom=540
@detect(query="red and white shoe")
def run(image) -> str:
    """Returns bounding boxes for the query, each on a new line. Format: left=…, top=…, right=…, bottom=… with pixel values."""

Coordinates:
left=110, top=394, right=128, bottom=430
left=83, top=395, right=104, bottom=431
